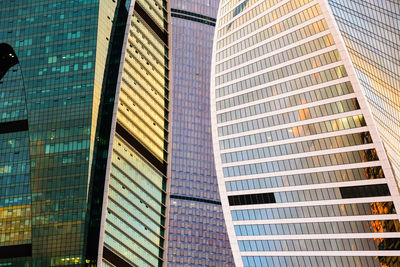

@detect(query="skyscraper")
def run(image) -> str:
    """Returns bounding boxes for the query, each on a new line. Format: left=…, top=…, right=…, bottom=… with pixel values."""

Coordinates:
left=0, top=0, right=170, bottom=266
left=210, top=0, right=400, bottom=266
left=166, top=0, right=234, bottom=265
left=326, top=0, right=400, bottom=186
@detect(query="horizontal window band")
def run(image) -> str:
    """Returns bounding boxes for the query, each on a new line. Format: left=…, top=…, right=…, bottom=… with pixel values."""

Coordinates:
left=134, top=4, right=168, bottom=45
left=0, top=244, right=32, bottom=259
left=170, top=194, right=221, bottom=205
left=0, top=119, right=28, bottom=134
left=171, top=13, right=216, bottom=26
left=225, top=166, right=384, bottom=192
left=103, top=246, right=131, bottom=267
left=116, top=122, right=167, bottom=174
left=229, top=193, right=276, bottom=206
left=171, top=8, right=216, bottom=22
left=231, top=202, right=396, bottom=221
left=340, top=184, right=390, bottom=199
left=228, top=184, right=390, bottom=206
left=234, top=219, right=400, bottom=236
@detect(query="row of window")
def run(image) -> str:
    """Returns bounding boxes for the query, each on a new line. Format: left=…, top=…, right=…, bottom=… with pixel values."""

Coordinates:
left=225, top=166, right=384, bottom=191
left=104, top=231, right=156, bottom=267
left=235, top=219, right=399, bottom=236
left=216, top=4, right=321, bottom=61
left=0, top=140, right=29, bottom=154
left=223, top=149, right=379, bottom=177
left=217, top=81, right=352, bottom=124
left=106, top=215, right=161, bottom=264
left=0, top=109, right=27, bottom=123
left=219, top=115, right=367, bottom=150
left=242, top=255, right=388, bottom=267
left=218, top=97, right=359, bottom=137
left=231, top=201, right=395, bottom=221
left=168, top=254, right=232, bottom=266
left=238, top=238, right=400, bottom=252
left=0, top=182, right=30, bottom=198
left=0, top=147, right=29, bottom=161
left=167, top=233, right=231, bottom=249
left=216, top=34, right=335, bottom=86
left=228, top=184, right=389, bottom=206
left=216, top=49, right=342, bottom=98
left=217, top=0, right=315, bottom=49
left=218, top=0, right=281, bottom=33
left=0, top=174, right=30, bottom=186
left=216, top=19, right=328, bottom=73
left=221, top=131, right=371, bottom=164
left=0, top=161, right=30, bottom=177
left=0, top=83, right=25, bottom=99
left=169, top=207, right=226, bottom=227
left=0, top=95, right=25, bottom=109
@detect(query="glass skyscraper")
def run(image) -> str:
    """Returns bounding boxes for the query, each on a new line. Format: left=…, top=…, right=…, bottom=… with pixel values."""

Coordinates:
left=326, top=0, right=400, bottom=186
left=0, top=0, right=170, bottom=266
left=210, top=0, right=400, bottom=266
left=166, top=0, right=234, bottom=265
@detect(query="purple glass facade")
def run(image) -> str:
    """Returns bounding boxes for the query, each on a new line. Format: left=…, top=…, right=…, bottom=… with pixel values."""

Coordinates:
left=167, top=0, right=234, bottom=265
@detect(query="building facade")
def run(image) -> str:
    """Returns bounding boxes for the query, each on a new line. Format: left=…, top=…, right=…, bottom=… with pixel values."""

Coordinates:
left=166, top=0, right=234, bottom=265
left=0, top=0, right=170, bottom=266
left=326, top=0, right=400, bottom=186
left=210, top=0, right=400, bottom=266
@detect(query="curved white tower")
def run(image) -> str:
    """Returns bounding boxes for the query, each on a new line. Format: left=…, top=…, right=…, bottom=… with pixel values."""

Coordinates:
left=210, top=0, right=400, bottom=266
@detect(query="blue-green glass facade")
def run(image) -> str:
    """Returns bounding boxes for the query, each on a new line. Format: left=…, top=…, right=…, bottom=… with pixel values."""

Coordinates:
left=0, top=0, right=170, bottom=266
left=0, top=44, right=31, bottom=263
left=0, top=1, right=100, bottom=265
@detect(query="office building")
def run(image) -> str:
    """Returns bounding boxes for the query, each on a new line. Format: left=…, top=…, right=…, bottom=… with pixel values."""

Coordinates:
left=210, top=0, right=400, bottom=266
left=326, top=0, right=400, bottom=186
left=0, top=0, right=170, bottom=266
left=166, top=0, right=234, bottom=265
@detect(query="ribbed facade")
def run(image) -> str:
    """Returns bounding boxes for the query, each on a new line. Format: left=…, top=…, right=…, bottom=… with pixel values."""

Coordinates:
left=210, top=0, right=400, bottom=266
left=98, top=1, right=171, bottom=266
left=166, top=0, right=234, bottom=265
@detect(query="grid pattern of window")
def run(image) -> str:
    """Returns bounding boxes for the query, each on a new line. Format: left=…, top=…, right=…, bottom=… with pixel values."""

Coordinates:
left=167, top=0, right=234, bottom=265
left=1, top=0, right=171, bottom=265
left=211, top=0, right=400, bottom=266
left=0, top=50, right=31, bottom=251
left=0, top=0, right=112, bottom=265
